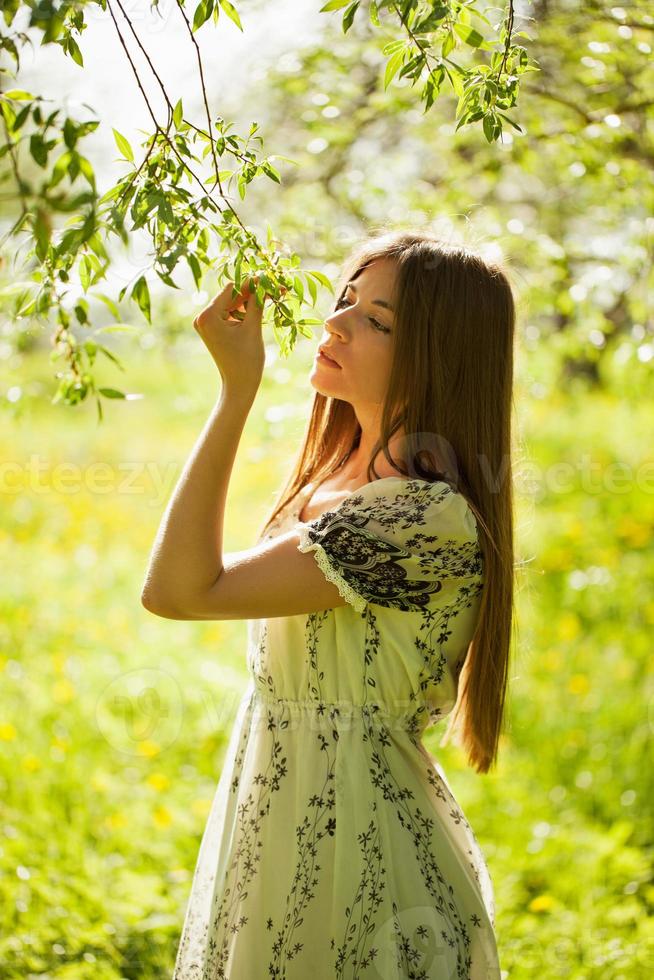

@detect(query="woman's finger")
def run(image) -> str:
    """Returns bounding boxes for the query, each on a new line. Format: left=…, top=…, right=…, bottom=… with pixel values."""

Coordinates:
left=219, top=278, right=259, bottom=319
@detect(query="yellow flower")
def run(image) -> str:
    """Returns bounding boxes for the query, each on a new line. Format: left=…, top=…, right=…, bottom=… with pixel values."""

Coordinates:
left=529, top=894, right=555, bottom=913
left=0, top=722, right=17, bottom=741
left=147, top=772, right=170, bottom=792
left=616, top=517, right=650, bottom=548
left=568, top=674, right=589, bottom=695
left=137, top=740, right=161, bottom=758
left=557, top=612, right=580, bottom=642
left=153, top=806, right=172, bottom=828
left=53, top=678, right=76, bottom=703
left=106, top=812, right=128, bottom=829
left=22, top=754, right=42, bottom=771
left=567, top=520, right=584, bottom=540
left=51, top=652, right=67, bottom=674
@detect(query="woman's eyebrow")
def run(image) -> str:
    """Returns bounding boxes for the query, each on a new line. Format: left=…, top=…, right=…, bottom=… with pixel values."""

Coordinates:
left=345, top=281, right=395, bottom=313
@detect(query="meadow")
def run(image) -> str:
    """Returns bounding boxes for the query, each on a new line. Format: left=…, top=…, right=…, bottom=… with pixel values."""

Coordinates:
left=1, top=331, right=652, bottom=978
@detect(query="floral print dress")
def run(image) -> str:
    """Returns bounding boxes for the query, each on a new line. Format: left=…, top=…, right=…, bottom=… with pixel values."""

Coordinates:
left=172, top=477, right=501, bottom=980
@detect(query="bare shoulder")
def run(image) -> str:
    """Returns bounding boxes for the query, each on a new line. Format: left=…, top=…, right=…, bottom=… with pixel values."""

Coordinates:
left=299, top=461, right=407, bottom=524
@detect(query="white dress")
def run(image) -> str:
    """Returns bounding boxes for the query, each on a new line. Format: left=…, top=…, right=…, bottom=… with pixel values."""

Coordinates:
left=172, top=476, right=502, bottom=979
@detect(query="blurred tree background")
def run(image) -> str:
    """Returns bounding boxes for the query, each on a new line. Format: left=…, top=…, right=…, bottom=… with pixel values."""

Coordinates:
left=1, top=1, right=653, bottom=977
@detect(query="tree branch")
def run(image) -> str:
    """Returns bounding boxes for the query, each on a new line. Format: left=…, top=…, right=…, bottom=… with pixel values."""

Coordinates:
left=174, top=0, right=224, bottom=199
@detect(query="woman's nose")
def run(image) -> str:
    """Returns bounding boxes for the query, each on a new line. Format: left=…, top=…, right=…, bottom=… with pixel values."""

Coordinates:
left=325, top=312, right=347, bottom=335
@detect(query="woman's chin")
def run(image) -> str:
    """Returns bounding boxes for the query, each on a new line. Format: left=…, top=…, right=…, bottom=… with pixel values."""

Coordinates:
left=309, top=371, right=339, bottom=396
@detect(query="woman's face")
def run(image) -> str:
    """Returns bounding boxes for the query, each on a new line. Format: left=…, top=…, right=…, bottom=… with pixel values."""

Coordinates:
left=310, top=258, right=397, bottom=407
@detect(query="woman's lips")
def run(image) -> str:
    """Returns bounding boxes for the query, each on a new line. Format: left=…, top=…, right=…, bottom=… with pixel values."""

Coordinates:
left=317, top=348, right=341, bottom=367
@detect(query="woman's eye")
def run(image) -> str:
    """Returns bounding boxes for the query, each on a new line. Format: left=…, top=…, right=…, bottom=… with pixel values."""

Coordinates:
left=335, top=295, right=390, bottom=333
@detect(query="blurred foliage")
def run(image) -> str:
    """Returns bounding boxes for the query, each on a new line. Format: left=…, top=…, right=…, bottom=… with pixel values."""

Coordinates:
left=221, top=0, right=652, bottom=392
left=0, top=338, right=653, bottom=976
left=0, top=0, right=537, bottom=412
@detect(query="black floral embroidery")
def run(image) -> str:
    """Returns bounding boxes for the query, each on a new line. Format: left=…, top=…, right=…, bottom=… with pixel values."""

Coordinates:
left=303, top=513, right=442, bottom=610
left=267, top=702, right=341, bottom=976
left=334, top=812, right=386, bottom=977
left=359, top=706, right=473, bottom=979
left=300, top=480, right=482, bottom=612
left=172, top=478, right=500, bottom=979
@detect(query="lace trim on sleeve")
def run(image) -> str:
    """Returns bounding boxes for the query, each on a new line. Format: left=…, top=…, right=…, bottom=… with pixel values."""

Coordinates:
left=297, top=523, right=367, bottom=613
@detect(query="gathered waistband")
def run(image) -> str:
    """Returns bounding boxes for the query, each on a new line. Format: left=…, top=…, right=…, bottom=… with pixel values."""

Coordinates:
left=248, top=684, right=446, bottom=735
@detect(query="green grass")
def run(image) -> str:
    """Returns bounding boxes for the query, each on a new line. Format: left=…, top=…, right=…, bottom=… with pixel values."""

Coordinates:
left=1, top=338, right=652, bottom=978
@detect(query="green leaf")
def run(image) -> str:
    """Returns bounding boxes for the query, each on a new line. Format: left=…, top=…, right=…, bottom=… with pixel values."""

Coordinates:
left=307, top=269, right=333, bottom=291
left=342, top=1, right=359, bottom=32
left=443, top=61, right=465, bottom=99
left=369, top=1, right=380, bottom=27
left=442, top=29, right=455, bottom=57
left=77, top=155, right=96, bottom=188
left=74, top=301, right=88, bottom=324
left=192, top=0, right=213, bottom=31
left=453, top=22, right=486, bottom=49
left=219, top=0, right=243, bottom=31
left=2, top=89, right=35, bottom=101
left=94, top=293, right=121, bottom=319
left=67, top=152, right=80, bottom=181
left=172, top=98, right=183, bottom=129
left=13, top=103, right=30, bottom=132
left=98, top=387, right=127, bottom=399
left=94, top=323, right=139, bottom=334
left=292, top=274, right=304, bottom=304
left=112, top=128, right=134, bottom=163
left=497, top=112, right=524, bottom=134
left=132, top=275, right=151, bottom=323
left=98, top=182, right=124, bottom=205
left=33, top=214, right=50, bottom=261
left=319, top=0, right=350, bottom=10
left=63, top=117, right=77, bottom=149
left=414, top=6, right=449, bottom=32
left=0, top=100, right=16, bottom=131
left=454, top=82, right=479, bottom=120
left=187, top=252, right=202, bottom=289
left=261, top=161, right=281, bottom=184
left=384, top=48, right=406, bottom=91
left=29, top=133, right=48, bottom=167
left=79, top=255, right=91, bottom=292
left=97, top=345, right=126, bottom=371
left=382, top=39, right=405, bottom=56
left=66, top=36, right=84, bottom=67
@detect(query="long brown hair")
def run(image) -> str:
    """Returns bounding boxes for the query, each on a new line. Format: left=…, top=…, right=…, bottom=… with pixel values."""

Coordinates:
left=257, top=228, right=518, bottom=775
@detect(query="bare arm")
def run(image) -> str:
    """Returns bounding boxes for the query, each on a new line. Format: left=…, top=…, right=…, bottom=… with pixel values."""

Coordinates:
left=140, top=276, right=349, bottom=621
left=141, top=524, right=350, bottom=621
left=140, top=385, right=351, bottom=621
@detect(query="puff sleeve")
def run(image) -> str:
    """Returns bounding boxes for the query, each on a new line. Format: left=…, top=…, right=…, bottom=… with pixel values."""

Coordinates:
left=295, top=478, right=483, bottom=613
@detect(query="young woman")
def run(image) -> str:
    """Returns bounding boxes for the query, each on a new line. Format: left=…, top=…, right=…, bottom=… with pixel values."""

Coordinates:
left=142, top=229, right=517, bottom=979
